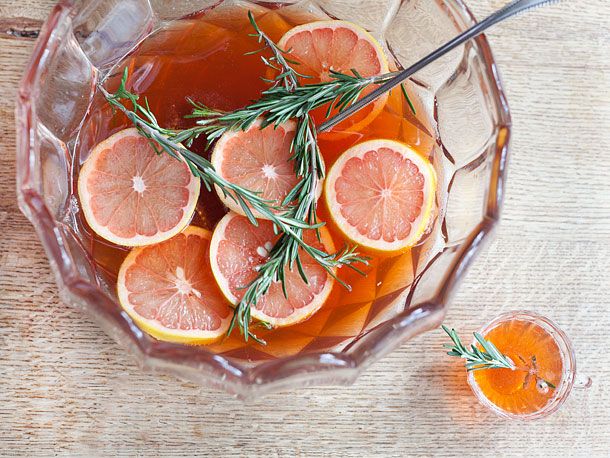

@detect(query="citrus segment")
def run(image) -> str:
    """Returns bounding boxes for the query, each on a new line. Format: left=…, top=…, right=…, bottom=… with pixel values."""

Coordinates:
left=78, top=128, right=200, bottom=247
left=325, top=139, right=436, bottom=253
left=278, top=20, right=389, bottom=132
left=211, top=120, right=304, bottom=219
left=209, top=212, right=335, bottom=327
left=117, top=226, right=232, bottom=345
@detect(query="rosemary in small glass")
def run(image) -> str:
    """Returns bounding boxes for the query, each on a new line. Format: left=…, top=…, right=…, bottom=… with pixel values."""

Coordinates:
left=442, top=325, right=514, bottom=371
left=442, top=325, right=556, bottom=390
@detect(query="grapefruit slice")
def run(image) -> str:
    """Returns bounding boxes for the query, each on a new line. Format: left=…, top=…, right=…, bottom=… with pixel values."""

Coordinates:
left=278, top=20, right=390, bottom=132
left=209, top=212, right=335, bottom=327
left=211, top=119, right=307, bottom=219
left=325, top=139, right=437, bottom=253
left=117, top=226, right=232, bottom=345
left=78, top=128, right=200, bottom=247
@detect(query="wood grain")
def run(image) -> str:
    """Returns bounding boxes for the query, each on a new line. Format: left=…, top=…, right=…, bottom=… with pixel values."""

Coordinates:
left=1, top=0, right=609, bottom=456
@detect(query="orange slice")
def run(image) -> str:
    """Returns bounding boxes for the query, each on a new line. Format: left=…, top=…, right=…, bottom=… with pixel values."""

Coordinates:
left=209, top=212, right=335, bottom=327
left=78, top=128, right=200, bottom=246
left=278, top=20, right=389, bottom=132
left=117, top=226, right=232, bottom=345
left=325, top=139, right=436, bottom=253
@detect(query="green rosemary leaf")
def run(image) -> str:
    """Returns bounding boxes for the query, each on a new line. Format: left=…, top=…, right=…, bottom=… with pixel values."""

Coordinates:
left=401, top=83, right=417, bottom=115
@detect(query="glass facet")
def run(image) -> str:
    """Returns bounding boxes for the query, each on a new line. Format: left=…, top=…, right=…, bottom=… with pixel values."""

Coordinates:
left=16, top=0, right=511, bottom=397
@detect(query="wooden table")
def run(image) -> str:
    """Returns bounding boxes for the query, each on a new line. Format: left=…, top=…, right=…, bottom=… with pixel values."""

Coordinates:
left=1, top=1, right=609, bottom=456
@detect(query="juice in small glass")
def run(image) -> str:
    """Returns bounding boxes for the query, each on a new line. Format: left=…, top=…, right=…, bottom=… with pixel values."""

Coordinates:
left=467, top=311, right=591, bottom=420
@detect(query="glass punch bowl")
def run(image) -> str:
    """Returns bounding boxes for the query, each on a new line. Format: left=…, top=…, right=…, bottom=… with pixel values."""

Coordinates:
left=16, top=0, right=510, bottom=397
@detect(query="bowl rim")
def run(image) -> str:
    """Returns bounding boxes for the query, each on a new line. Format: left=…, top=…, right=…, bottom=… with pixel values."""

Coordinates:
left=15, top=0, right=511, bottom=398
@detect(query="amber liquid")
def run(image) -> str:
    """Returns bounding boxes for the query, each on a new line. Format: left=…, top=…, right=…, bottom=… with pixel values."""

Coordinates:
left=75, top=2, right=436, bottom=359
left=473, top=320, right=564, bottom=415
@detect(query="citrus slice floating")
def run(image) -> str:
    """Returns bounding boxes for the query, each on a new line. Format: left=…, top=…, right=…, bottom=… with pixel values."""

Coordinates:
left=278, top=20, right=390, bottom=132
left=117, top=226, right=232, bottom=345
left=209, top=212, right=335, bottom=327
left=78, top=128, right=200, bottom=247
left=325, top=139, right=437, bottom=253
left=211, top=119, right=306, bottom=219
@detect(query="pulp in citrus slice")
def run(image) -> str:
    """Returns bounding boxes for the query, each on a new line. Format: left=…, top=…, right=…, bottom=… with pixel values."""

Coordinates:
left=211, top=119, right=310, bottom=219
left=117, top=226, right=232, bottom=345
left=209, top=212, right=335, bottom=327
left=278, top=20, right=390, bottom=132
left=324, top=139, right=436, bottom=253
left=78, top=128, right=200, bottom=247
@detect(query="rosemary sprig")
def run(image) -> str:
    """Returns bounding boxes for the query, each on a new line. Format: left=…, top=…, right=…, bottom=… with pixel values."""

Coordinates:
left=229, top=240, right=367, bottom=341
left=442, top=325, right=556, bottom=391
left=442, top=325, right=514, bottom=371
left=245, top=10, right=306, bottom=92
left=184, top=13, right=416, bottom=144
left=225, top=13, right=368, bottom=341
left=99, top=70, right=306, bottom=235
left=186, top=69, right=415, bottom=141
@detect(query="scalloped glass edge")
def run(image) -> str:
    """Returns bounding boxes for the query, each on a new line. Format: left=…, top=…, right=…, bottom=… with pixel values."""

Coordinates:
left=15, top=0, right=511, bottom=398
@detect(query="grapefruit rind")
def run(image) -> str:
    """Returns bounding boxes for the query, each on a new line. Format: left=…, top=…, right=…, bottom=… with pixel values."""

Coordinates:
left=209, top=212, right=336, bottom=328
left=78, top=128, right=200, bottom=247
left=209, top=213, right=243, bottom=306
left=277, top=20, right=390, bottom=132
left=117, top=226, right=231, bottom=345
left=324, top=139, right=437, bottom=254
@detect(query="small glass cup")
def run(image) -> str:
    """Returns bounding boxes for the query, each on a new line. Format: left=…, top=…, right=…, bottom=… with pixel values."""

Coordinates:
left=467, top=311, right=592, bottom=420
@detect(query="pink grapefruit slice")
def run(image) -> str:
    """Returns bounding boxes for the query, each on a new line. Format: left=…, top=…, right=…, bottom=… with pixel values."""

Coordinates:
left=211, top=119, right=310, bottom=219
left=278, top=20, right=390, bottom=132
left=209, top=212, right=335, bottom=327
left=117, top=226, right=232, bottom=345
left=78, top=128, right=200, bottom=246
left=325, top=139, right=437, bottom=253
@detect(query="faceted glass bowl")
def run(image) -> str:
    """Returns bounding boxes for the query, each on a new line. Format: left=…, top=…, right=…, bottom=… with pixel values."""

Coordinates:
left=16, top=0, right=510, bottom=397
